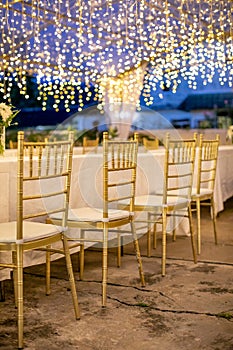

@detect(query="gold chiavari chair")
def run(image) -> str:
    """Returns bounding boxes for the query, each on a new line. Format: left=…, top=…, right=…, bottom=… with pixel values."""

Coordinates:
left=119, top=133, right=197, bottom=276
left=82, top=136, right=99, bottom=154
left=191, top=134, right=220, bottom=254
left=0, top=131, right=80, bottom=349
left=47, top=131, right=145, bottom=307
left=9, top=139, right=17, bottom=149
left=143, top=137, right=159, bottom=151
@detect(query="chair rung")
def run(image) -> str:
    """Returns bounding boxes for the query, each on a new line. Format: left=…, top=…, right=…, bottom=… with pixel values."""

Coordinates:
left=108, top=195, right=132, bottom=203
left=108, top=180, right=133, bottom=187
left=168, top=185, right=191, bottom=191
left=200, top=179, right=214, bottom=184
left=0, top=263, right=16, bottom=269
left=35, top=247, right=64, bottom=254
left=23, top=208, right=65, bottom=220
left=23, top=190, right=66, bottom=200
left=108, top=166, right=135, bottom=171
left=73, top=238, right=103, bottom=243
left=168, top=172, right=192, bottom=179
left=24, top=172, right=68, bottom=181
left=201, top=167, right=215, bottom=173
left=168, top=160, right=191, bottom=165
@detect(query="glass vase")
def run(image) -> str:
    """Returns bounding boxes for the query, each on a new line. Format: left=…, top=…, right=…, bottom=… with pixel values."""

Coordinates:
left=0, top=125, right=5, bottom=156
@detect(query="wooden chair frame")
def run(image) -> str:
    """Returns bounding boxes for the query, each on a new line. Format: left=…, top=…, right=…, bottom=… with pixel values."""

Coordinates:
left=9, top=139, right=18, bottom=149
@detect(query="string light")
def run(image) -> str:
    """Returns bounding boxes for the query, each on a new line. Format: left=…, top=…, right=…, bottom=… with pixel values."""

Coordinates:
left=0, top=0, right=232, bottom=112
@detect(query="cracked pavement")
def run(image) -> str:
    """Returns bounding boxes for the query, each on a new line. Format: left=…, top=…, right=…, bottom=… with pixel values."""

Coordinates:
left=0, top=200, right=233, bottom=349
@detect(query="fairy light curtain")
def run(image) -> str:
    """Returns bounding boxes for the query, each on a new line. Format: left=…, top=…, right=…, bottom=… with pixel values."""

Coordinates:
left=101, top=61, right=147, bottom=139
left=0, top=0, right=232, bottom=113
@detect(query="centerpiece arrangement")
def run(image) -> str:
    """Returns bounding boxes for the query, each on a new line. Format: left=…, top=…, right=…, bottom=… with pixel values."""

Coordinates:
left=0, top=103, right=19, bottom=155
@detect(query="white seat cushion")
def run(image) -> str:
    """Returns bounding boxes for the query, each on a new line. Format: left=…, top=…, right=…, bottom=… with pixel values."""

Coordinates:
left=192, top=188, right=213, bottom=198
left=50, top=207, right=130, bottom=223
left=0, top=221, right=62, bottom=243
left=119, top=194, right=188, bottom=211
left=137, top=195, right=188, bottom=208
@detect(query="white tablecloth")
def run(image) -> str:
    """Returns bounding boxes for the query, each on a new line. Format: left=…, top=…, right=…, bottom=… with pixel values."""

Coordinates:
left=215, top=146, right=233, bottom=212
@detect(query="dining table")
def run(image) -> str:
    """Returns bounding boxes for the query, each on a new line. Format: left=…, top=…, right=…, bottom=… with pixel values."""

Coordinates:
left=0, top=144, right=233, bottom=281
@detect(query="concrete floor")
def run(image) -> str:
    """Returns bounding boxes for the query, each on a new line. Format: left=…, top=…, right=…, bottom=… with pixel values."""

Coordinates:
left=0, top=198, right=233, bottom=349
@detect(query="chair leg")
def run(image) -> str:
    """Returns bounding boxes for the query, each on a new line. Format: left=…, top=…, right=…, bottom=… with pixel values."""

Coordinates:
left=117, top=233, right=121, bottom=268
left=62, top=236, right=80, bottom=319
left=102, top=224, right=108, bottom=307
left=12, top=251, right=18, bottom=308
left=147, top=212, right=151, bottom=257
left=211, top=196, right=218, bottom=245
left=79, top=244, right=84, bottom=280
left=161, top=209, right=167, bottom=277
left=130, top=221, right=145, bottom=287
left=46, top=245, right=51, bottom=296
left=172, top=214, right=176, bottom=241
left=78, top=230, right=85, bottom=278
left=120, top=236, right=124, bottom=257
left=153, top=222, right=157, bottom=249
left=188, top=205, right=197, bottom=264
left=196, top=198, right=201, bottom=254
left=16, top=244, right=24, bottom=350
